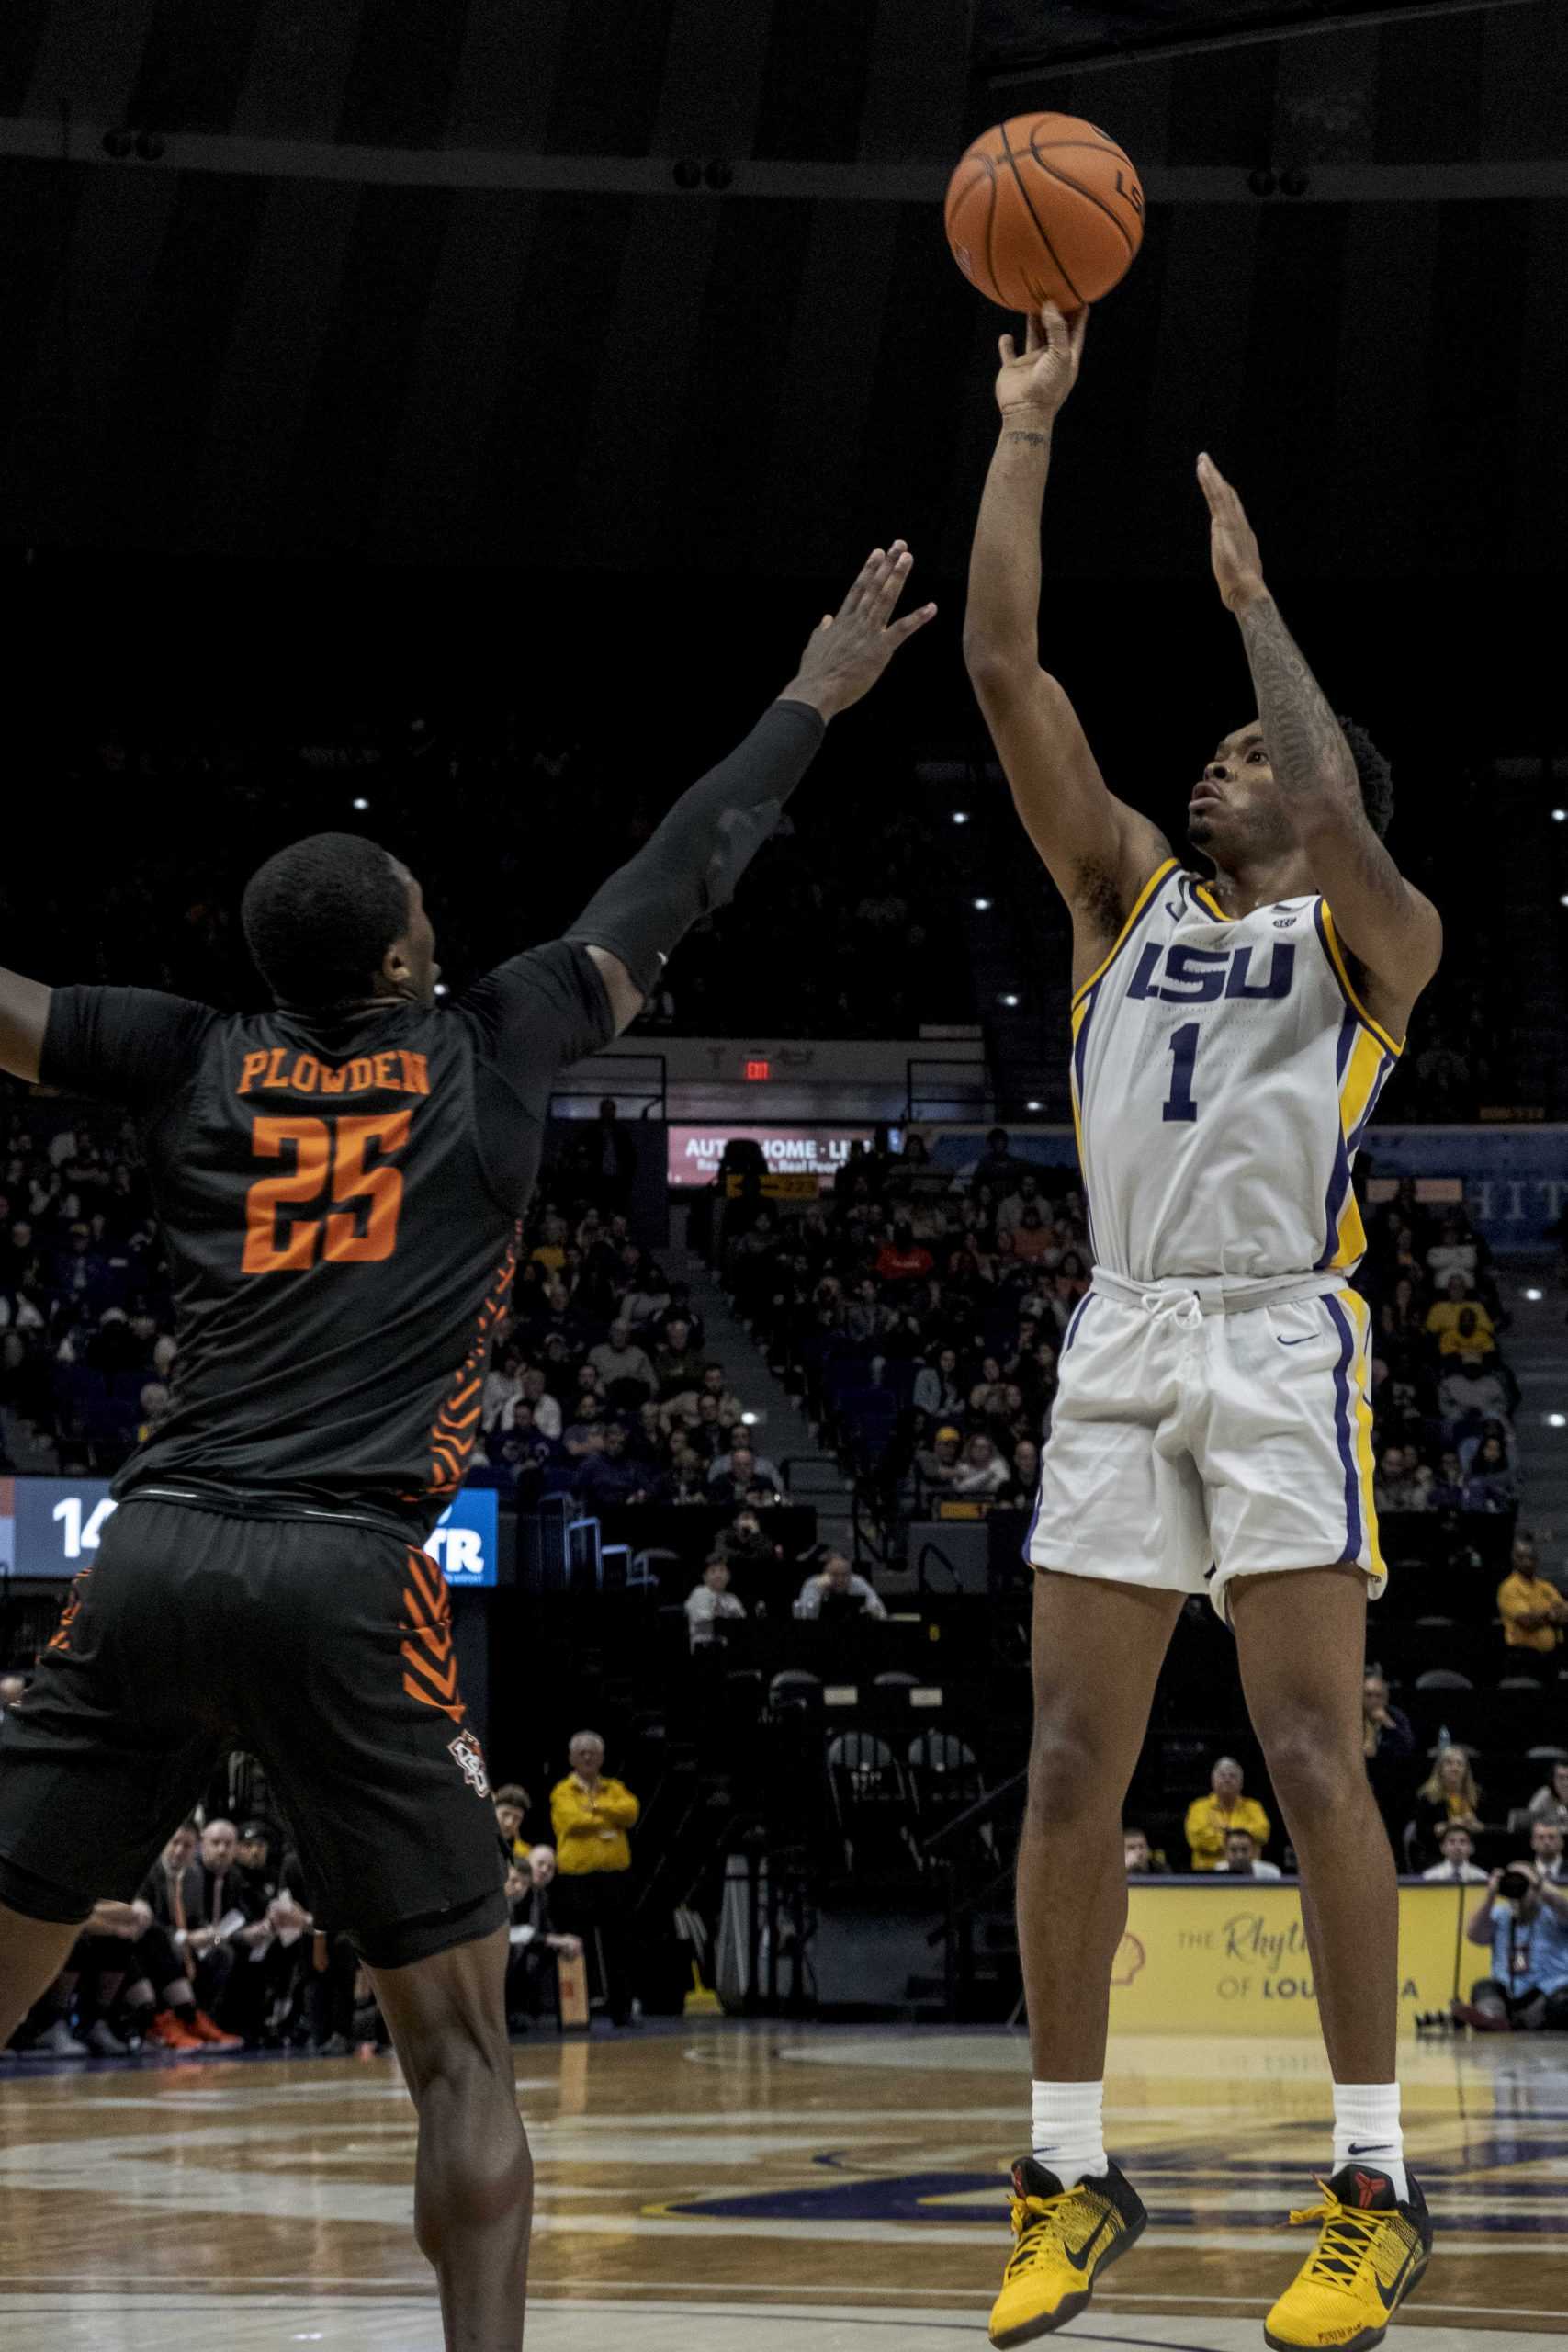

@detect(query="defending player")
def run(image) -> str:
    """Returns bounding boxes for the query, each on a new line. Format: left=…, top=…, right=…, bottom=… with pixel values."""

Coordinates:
left=0, top=545, right=932, bottom=2349
left=964, top=305, right=1440, bottom=2349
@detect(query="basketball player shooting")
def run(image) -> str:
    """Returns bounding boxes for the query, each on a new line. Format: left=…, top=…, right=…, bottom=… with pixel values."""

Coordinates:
left=0, top=544, right=931, bottom=2351
left=964, top=303, right=1441, bottom=2350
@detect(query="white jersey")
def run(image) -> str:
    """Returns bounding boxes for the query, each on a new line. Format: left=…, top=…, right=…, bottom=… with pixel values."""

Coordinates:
left=1069, top=858, right=1401, bottom=1283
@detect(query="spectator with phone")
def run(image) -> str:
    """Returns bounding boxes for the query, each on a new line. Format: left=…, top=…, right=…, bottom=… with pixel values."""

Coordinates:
left=795, top=1551, right=887, bottom=1622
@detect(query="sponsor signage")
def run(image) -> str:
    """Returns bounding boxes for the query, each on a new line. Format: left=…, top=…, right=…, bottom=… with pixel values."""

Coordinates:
left=1, top=1476, right=498, bottom=1587
left=1110, top=1881, right=1461, bottom=2036
left=424, top=1487, right=498, bottom=1587
left=668, top=1124, right=875, bottom=1188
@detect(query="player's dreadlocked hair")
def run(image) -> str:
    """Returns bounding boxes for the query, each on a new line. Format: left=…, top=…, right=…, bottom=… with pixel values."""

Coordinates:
left=243, top=832, right=409, bottom=1008
left=1337, top=717, right=1394, bottom=841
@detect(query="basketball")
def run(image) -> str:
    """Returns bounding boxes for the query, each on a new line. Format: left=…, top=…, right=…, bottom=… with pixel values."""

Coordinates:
left=944, top=111, right=1145, bottom=313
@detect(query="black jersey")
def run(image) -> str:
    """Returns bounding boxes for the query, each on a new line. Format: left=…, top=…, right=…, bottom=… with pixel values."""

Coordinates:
left=40, top=942, right=615, bottom=1536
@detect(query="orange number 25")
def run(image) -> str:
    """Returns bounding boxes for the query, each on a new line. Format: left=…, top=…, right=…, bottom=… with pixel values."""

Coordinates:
left=243, top=1112, right=412, bottom=1274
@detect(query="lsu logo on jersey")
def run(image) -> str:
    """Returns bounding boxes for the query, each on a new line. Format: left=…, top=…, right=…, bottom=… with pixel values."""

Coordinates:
left=1125, top=940, right=1297, bottom=1004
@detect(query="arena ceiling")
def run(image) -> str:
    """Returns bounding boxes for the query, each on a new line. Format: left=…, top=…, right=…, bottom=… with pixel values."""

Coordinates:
left=976, top=0, right=1540, bottom=76
left=0, top=0, right=1562, bottom=593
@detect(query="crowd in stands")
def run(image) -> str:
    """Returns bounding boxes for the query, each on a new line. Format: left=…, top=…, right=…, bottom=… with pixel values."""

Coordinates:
left=1124, top=1747, right=1568, bottom=1889
left=723, top=1127, right=1089, bottom=1510
left=713, top=1136, right=1540, bottom=1553
left=4, top=1727, right=644, bottom=2059
left=473, top=1174, right=792, bottom=1518
left=1120, top=1746, right=1568, bottom=2029
left=0, top=1104, right=175, bottom=1471
left=1360, top=1183, right=1524, bottom=1518
left=0, top=1096, right=784, bottom=1539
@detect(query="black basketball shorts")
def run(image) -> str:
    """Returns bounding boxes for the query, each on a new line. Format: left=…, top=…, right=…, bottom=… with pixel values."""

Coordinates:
left=0, top=1496, right=507, bottom=1968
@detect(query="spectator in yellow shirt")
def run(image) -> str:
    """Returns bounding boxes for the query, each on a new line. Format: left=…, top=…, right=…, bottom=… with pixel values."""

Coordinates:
left=1497, top=1531, right=1567, bottom=1655
left=1424, top=1277, right=1495, bottom=1358
left=1185, top=1756, right=1271, bottom=1872
left=549, top=1731, right=640, bottom=2026
left=529, top=1214, right=569, bottom=1274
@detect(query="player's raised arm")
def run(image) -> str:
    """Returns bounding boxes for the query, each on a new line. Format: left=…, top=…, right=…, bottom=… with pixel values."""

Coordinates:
left=1197, top=453, right=1441, bottom=1011
left=566, top=545, right=935, bottom=1034
left=0, top=967, right=52, bottom=1084
left=963, top=303, right=1169, bottom=928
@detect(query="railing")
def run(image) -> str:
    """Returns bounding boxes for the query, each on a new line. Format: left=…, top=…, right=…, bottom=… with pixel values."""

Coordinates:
left=919, top=1767, right=1026, bottom=2023
left=913, top=1539, right=973, bottom=1596
left=548, top=1051, right=668, bottom=1118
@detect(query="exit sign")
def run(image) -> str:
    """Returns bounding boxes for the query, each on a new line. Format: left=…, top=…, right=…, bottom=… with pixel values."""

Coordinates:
left=744, top=1058, right=771, bottom=1081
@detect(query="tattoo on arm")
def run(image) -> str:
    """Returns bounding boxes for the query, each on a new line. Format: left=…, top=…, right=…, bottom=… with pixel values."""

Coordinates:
left=1003, top=428, right=1050, bottom=448
left=1236, top=596, right=1358, bottom=809
left=1239, top=598, right=1438, bottom=993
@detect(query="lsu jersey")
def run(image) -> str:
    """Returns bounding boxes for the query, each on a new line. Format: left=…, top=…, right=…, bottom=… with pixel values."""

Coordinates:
left=1068, top=858, right=1400, bottom=1285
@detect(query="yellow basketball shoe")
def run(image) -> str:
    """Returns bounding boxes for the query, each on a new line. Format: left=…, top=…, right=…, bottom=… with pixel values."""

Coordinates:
left=1265, top=2164, right=1432, bottom=2351
left=988, top=2155, right=1147, bottom=2345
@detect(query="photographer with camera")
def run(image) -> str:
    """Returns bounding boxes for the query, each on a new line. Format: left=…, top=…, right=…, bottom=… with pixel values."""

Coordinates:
left=1455, top=1849, right=1568, bottom=2032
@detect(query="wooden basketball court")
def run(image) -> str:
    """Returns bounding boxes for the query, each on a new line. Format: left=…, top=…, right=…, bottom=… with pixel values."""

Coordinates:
left=1, top=2022, right=1563, bottom=2347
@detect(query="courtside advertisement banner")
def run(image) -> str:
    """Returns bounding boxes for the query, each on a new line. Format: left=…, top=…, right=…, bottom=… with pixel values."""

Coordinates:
left=3, top=1476, right=498, bottom=1587
left=1110, top=1882, right=1463, bottom=2037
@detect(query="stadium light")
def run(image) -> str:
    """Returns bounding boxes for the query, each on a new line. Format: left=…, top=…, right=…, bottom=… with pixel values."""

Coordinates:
left=1026, top=1099, right=1043, bottom=1112
left=1548, top=1413, right=1567, bottom=1430
left=352, top=797, right=370, bottom=811
left=434, top=983, right=448, bottom=997
left=740, top=1410, right=758, bottom=1425
left=1523, top=1287, right=1544, bottom=1301
left=1553, top=808, right=1567, bottom=821
left=999, top=992, right=1021, bottom=1007
left=951, top=810, right=970, bottom=825
left=973, top=896, right=992, bottom=910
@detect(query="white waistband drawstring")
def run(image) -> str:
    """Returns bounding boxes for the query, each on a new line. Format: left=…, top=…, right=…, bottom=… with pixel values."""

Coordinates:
left=1142, top=1290, right=1203, bottom=1329
left=1091, top=1264, right=1346, bottom=1319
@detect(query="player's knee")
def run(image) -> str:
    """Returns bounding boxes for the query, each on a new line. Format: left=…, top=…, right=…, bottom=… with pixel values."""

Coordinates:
left=413, top=2019, right=517, bottom=2115
left=412, top=2035, right=531, bottom=2209
left=1258, top=1719, right=1362, bottom=1825
left=1023, top=1718, right=1111, bottom=1832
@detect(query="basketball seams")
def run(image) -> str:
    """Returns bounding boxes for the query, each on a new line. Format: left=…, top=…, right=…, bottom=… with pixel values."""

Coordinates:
left=998, top=117, right=1084, bottom=310
left=1022, top=141, right=1136, bottom=156
left=945, top=111, right=1144, bottom=312
left=1027, top=144, right=1140, bottom=262
left=945, top=154, right=1001, bottom=305
left=982, top=154, right=1000, bottom=307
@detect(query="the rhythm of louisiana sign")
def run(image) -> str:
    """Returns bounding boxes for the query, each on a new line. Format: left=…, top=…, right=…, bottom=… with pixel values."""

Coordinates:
left=1110, top=1882, right=1464, bottom=2035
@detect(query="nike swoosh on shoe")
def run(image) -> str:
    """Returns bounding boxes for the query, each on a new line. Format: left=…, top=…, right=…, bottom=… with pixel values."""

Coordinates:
left=1063, top=2211, right=1113, bottom=2273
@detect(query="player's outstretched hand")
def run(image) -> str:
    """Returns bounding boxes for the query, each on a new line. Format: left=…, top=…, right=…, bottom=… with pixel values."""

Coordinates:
left=996, top=302, right=1087, bottom=420
left=1198, top=452, right=1268, bottom=613
left=782, top=543, right=937, bottom=721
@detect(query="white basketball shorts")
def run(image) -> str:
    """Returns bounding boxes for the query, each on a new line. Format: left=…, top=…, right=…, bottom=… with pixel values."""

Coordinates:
left=1025, top=1270, right=1384, bottom=1622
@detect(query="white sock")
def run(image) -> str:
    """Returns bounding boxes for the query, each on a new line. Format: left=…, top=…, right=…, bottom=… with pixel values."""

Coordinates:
left=1031, top=2079, right=1106, bottom=2188
left=1332, top=2082, right=1407, bottom=2201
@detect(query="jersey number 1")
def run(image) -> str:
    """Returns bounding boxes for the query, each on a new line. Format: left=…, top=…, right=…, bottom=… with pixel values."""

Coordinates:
left=1162, top=1023, right=1201, bottom=1124
left=243, top=1112, right=412, bottom=1274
